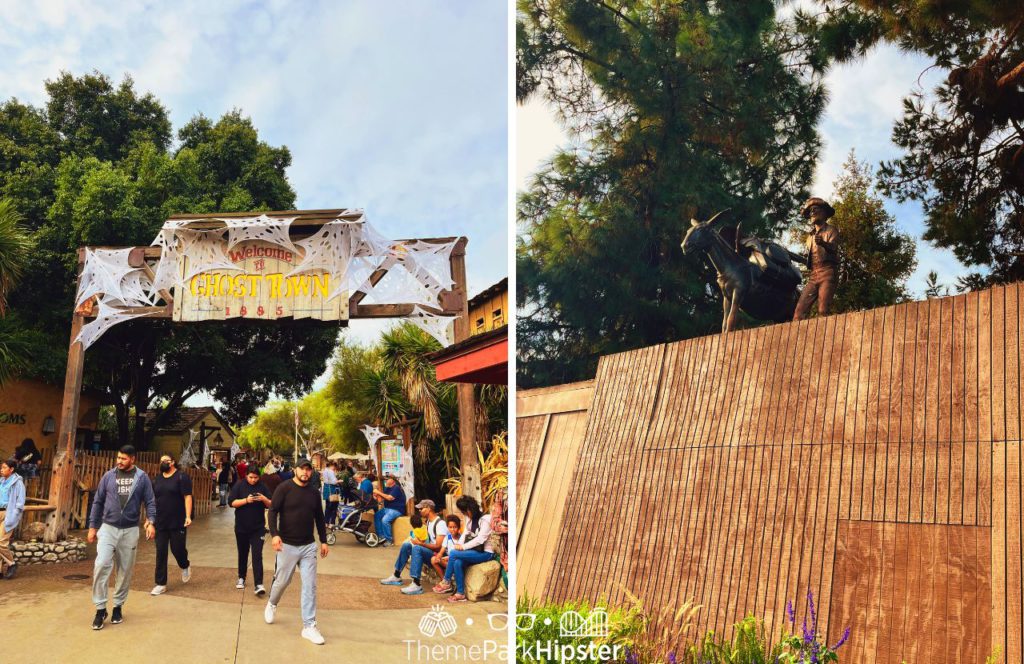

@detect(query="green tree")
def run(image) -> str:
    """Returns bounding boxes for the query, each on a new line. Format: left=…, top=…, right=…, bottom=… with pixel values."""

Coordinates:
left=517, top=0, right=830, bottom=387
left=825, top=151, right=916, bottom=313
left=808, top=2, right=1024, bottom=285
left=0, top=72, right=337, bottom=445
left=0, top=199, right=34, bottom=384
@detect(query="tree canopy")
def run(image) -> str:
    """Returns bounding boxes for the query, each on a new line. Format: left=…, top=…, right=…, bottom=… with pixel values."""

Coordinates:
left=0, top=71, right=338, bottom=445
left=824, top=151, right=917, bottom=314
left=809, top=1, right=1024, bottom=285
left=517, top=0, right=831, bottom=387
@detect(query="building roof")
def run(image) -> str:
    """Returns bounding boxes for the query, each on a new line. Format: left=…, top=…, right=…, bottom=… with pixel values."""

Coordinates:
left=430, top=324, right=508, bottom=384
left=468, top=278, right=507, bottom=310
left=144, top=406, right=236, bottom=438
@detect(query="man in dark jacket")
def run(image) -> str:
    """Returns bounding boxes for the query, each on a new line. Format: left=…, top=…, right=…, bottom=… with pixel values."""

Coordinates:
left=87, top=445, right=156, bottom=631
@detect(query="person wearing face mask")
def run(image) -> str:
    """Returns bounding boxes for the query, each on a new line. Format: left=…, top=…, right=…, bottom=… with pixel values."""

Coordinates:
left=264, top=458, right=329, bottom=645
left=150, top=453, right=193, bottom=596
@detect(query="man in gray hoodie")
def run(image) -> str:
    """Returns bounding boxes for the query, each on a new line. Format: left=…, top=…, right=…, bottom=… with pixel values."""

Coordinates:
left=87, top=445, right=156, bottom=630
left=0, top=457, right=26, bottom=579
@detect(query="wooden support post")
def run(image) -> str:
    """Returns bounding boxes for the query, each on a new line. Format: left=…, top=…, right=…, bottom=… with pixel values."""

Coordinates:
left=450, top=239, right=482, bottom=501
left=43, top=249, right=87, bottom=542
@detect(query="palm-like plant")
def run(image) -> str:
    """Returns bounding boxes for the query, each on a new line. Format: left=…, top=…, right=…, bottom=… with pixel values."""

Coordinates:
left=378, top=323, right=452, bottom=438
left=0, top=198, right=32, bottom=316
left=0, top=199, right=33, bottom=385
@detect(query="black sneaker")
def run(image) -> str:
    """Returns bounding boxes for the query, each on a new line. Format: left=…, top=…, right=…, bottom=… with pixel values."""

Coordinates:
left=111, top=606, right=123, bottom=624
left=3, top=563, right=16, bottom=579
left=92, top=609, right=107, bottom=630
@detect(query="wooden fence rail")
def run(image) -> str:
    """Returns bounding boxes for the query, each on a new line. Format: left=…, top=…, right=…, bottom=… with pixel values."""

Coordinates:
left=15, top=450, right=212, bottom=534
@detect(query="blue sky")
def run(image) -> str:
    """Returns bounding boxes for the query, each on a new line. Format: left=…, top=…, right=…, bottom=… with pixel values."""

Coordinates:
left=0, top=0, right=509, bottom=347
left=517, top=42, right=971, bottom=297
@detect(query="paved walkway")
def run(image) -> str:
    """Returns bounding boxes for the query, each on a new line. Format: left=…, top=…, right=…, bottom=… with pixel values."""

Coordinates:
left=0, top=505, right=509, bottom=663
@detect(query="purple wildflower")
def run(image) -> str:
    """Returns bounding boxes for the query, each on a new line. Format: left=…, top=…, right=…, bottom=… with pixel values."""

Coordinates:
left=625, top=649, right=639, bottom=664
left=807, top=590, right=817, bottom=633
left=786, top=599, right=795, bottom=624
left=668, top=653, right=677, bottom=664
left=832, top=626, right=851, bottom=650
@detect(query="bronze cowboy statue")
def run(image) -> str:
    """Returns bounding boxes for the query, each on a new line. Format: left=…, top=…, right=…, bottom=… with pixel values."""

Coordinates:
left=682, top=197, right=842, bottom=332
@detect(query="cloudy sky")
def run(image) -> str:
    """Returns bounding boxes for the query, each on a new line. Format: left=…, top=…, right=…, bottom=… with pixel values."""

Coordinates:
left=517, top=42, right=970, bottom=296
left=0, top=0, right=509, bottom=347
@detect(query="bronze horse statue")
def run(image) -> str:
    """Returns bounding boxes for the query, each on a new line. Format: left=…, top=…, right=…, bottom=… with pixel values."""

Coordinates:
left=681, top=209, right=804, bottom=333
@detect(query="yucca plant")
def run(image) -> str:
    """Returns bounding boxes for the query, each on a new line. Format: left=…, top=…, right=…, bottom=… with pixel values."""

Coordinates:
left=443, top=432, right=508, bottom=508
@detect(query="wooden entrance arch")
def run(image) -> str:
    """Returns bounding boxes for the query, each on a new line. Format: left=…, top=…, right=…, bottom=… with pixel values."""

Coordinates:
left=44, top=209, right=483, bottom=541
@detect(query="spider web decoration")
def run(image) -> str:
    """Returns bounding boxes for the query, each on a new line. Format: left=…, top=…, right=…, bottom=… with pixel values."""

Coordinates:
left=360, top=262, right=441, bottom=308
left=286, top=219, right=359, bottom=281
left=180, top=429, right=199, bottom=468
left=75, top=296, right=160, bottom=350
left=359, top=425, right=387, bottom=447
left=177, top=229, right=240, bottom=282
left=407, top=305, right=455, bottom=346
left=76, top=248, right=139, bottom=309
left=109, top=269, right=156, bottom=308
left=149, top=228, right=180, bottom=296
left=398, top=240, right=457, bottom=292
left=224, top=214, right=297, bottom=251
left=74, top=211, right=461, bottom=347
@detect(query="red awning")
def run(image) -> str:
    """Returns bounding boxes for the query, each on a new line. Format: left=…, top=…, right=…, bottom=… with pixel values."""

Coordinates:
left=431, top=325, right=507, bottom=385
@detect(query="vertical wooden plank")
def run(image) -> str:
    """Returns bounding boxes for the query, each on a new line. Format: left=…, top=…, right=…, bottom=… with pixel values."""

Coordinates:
left=950, top=295, right=966, bottom=525
left=897, top=301, right=918, bottom=521
left=964, top=291, right=980, bottom=525
left=935, top=297, right=953, bottom=524
left=911, top=300, right=930, bottom=523
left=923, top=297, right=940, bottom=523
left=886, top=303, right=906, bottom=522
left=993, top=442, right=1007, bottom=660
left=875, top=305, right=895, bottom=521
left=1006, top=441, right=1022, bottom=662
left=979, top=288, right=993, bottom=527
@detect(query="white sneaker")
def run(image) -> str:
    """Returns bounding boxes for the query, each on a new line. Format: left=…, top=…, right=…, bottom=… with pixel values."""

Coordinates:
left=401, top=582, right=424, bottom=595
left=236, top=577, right=244, bottom=589
left=379, top=574, right=402, bottom=586
left=264, top=602, right=277, bottom=624
left=301, top=624, right=325, bottom=645
left=255, top=585, right=266, bottom=597
left=182, top=567, right=191, bottom=583
left=150, top=585, right=167, bottom=596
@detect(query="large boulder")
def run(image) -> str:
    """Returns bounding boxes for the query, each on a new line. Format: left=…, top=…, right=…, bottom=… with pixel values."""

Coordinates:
left=20, top=522, right=46, bottom=541
left=464, top=560, right=501, bottom=601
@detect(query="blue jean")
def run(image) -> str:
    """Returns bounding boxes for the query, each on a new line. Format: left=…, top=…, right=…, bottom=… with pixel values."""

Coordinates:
left=269, top=542, right=318, bottom=627
left=394, top=542, right=434, bottom=579
left=219, top=483, right=230, bottom=506
left=444, top=549, right=495, bottom=594
left=374, top=508, right=401, bottom=542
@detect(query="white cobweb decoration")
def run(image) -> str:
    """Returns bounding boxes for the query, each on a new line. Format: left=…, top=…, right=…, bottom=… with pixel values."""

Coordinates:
left=180, top=429, right=199, bottom=468
left=177, top=229, right=240, bottom=282
left=75, top=296, right=159, bottom=350
left=76, top=248, right=138, bottom=308
left=149, top=228, right=180, bottom=296
left=74, top=210, right=463, bottom=348
left=359, top=425, right=387, bottom=447
left=287, top=219, right=359, bottom=280
left=224, top=214, right=296, bottom=252
left=407, top=305, right=455, bottom=346
left=360, top=263, right=441, bottom=308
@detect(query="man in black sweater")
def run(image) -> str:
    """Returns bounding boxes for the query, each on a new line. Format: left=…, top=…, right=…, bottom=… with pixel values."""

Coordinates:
left=263, top=458, right=329, bottom=645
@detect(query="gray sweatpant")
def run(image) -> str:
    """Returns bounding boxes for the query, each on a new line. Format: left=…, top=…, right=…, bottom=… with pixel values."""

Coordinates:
left=92, top=523, right=140, bottom=609
left=269, top=542, right=318, bottom=626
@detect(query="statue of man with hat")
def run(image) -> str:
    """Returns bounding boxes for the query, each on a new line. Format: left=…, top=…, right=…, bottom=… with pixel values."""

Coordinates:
left=793, top=196, right=840, bottom=320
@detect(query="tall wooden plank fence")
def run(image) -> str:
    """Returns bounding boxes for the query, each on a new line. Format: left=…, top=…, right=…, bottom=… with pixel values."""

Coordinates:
left=523, top=282, right=1024, bottom=664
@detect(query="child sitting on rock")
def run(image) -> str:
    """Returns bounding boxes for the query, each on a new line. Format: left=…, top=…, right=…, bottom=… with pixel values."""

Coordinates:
left=430, top=515, right=462, bottom=593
